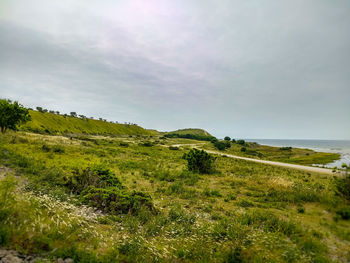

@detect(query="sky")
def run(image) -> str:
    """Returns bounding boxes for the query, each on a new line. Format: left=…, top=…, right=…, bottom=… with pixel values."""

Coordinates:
left=0, top=0, right=349, bottom=140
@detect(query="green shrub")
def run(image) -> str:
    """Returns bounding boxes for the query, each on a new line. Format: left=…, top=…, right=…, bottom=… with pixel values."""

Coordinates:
left=236, top=140, right=246, bottom=145
left=119, top=142, right=129, bottom=147
left=42, top=144, right=51, bottom=152
left=141, top=141, right=153, bottom=147
left=212, top=140, right=231, bottom=151
left=169, top=146, right=179, bottom=150
left=52, top=145, right=65, bottom=153
left=81, top=187, right=156, bottom=215
left=336, top=207, right=350, bottom=220
left=63, top=164, right=123, bottom=194
left=336, top=175, right=350, bottom=200
left=183, top=149, right=216, bottom=174
left=164, top=133, right=215, bottom=141
left=297, top=206, right=305, bottom=213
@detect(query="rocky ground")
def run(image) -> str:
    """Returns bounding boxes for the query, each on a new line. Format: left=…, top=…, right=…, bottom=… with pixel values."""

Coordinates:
left=0, top=248, right=74, bottom=263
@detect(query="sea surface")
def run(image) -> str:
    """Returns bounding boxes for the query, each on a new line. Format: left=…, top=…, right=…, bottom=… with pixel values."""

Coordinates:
left=246, top=139, right=350, bottom=168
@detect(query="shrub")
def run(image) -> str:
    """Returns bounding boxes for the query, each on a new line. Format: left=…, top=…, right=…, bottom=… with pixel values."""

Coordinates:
left=240, top=147, right=246, bottom=152
left=52, top=145, right=65, bottom=153
left=42, top=144, right=51, bottom=152
left=297, top=206, right=305, bottom=213
left=213, top=140, right=231, bottom=151
left=164, top=133, right=215, bottom=141
left=141, top=141, right=153, bottom=147
left=119, top=142, right=129, bottom=147
left=169, top=146, right=179, bottom=150
left=183, top=149, right=216, bottom=174
left=280, top=147, right=292, bottom=151
left=224, top=136, right=231, bottom=141
left=336, top=175, right=350, bottom=200
left=336, top=207, right=350, bottom=220
left=63, top=164, right=123, bottom=194
left=236, top=140, right=245, bottom=145
left=81, top=187, right=156, bottom=215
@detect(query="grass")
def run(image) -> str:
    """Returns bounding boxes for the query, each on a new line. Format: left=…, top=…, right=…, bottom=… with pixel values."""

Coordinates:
left=0, top=131, right=349, bottom=262
left=20, top=110, right=156, bottom=136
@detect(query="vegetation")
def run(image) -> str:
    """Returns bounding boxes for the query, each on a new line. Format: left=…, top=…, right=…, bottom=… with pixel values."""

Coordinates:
left=0, top=130, right=349, bottom=262
left=0, top=101, right=347, bottom=262
left=20, top=110, right=154, bottom=136
left=212, top=140, right=231, bottom=150
left=202, top=140, right=340, bottom=166
left=0, top=99, right=31, bottom=133
left=182, top=149, right=216, bottom=174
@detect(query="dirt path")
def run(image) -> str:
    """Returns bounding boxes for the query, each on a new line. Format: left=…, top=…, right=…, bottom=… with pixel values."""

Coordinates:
left=205, top=150, right=335, bottom=175
left=170, top=144, right=336, bottom=175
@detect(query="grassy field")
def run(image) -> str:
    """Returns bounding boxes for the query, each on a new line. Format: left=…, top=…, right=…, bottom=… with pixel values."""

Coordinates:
left=0, top=131, right=349, bottom=262
left=19, top=110, right=156, bottom=136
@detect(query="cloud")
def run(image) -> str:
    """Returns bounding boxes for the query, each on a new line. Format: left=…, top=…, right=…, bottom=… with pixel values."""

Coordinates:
left=0, top=0, right=349, bottom=139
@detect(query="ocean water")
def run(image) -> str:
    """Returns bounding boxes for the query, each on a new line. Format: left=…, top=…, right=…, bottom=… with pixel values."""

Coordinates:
left=246, top=139, right=350, bottom=168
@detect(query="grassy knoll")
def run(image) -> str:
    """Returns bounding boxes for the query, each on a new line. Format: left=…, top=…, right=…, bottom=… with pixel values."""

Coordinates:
left=0, top=131, right=349, bottom=262
left=202, top=140, right=340, bottom=166
left=166, top=128, right=212, bottom=136
left=19, top=110, right=156, bottom=136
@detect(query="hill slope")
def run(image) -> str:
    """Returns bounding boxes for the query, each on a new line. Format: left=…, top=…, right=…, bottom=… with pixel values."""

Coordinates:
left=20, top=110, right=155, bottom=136
left=166, top=128, right=212, bottom=136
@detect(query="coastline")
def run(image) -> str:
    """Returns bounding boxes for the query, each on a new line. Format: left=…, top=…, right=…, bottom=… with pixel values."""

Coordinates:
left=246, top=139, right=350, bottom=168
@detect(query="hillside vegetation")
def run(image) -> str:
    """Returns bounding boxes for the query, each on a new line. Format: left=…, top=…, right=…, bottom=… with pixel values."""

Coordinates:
left=164, top=128, right=215, bottom=141
left=19, top=110, right=155, bottom=136
left=166, top=128, right=212, bottom=136
left=0, top=131, right=349, bottom=262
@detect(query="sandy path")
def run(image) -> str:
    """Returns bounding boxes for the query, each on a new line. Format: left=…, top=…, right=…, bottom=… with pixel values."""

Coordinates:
left=204, top=150, right=334, bottom=175
left=169, top=144, right=335, bottom=175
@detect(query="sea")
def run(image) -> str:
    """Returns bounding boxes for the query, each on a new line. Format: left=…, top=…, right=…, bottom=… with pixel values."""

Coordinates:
left=246, top=139, right=350, bottom=168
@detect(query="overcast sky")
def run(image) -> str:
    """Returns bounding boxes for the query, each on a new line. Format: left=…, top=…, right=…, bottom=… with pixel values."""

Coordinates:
left=1, top=0, right=349, bottom=139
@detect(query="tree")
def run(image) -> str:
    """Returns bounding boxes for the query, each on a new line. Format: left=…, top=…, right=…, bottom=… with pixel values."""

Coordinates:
left=224, top=136, right=231, bottom=141
left=237, top=139, right=245, bottom=145
left=0, top=99, right=31, bottom=133
left=183, top=149, right=216, bottom=174
left=36, top=106, right=44, bottom=113
left=70, top=112, right=77, bottom=117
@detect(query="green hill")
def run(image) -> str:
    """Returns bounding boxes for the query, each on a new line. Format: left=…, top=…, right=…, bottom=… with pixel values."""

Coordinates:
left=164, top=128, right=214, bottom=141
left=19, top=110, right=155, bottom=136
left=167, top=128, right=212, bottom=136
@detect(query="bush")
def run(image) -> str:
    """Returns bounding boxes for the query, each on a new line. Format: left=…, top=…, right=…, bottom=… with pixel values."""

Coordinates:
left=81, top=187, right=156, bottom=215
left=169, top=146, right=179, bottom=150
left=183, top=149, right=216, bottom=174
left=297, top=206, right=305, bottom=213
left=119, top=142, right=129, bottom=147
left=240, top=147, right=246, bottom=152
left=52, top=145, right=65, bottom=153
left=336, top=207, right=350, bottom=220
left=213, top=140, right=231, bottom=151
left=63, top=164, right=123, bottom=194
left=336, top=175, right=350, bottom=200
left=236, top=140, right=245, bottom=145
left=224, top=136, right=231, bottom=141
left=164, top=133, right=215, bottom=141
left=141, top=141, right=153, bottom=147
left=280, top=147, right=292, bottom=151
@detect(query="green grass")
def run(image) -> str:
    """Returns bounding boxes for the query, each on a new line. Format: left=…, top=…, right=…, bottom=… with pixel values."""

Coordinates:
left=165, top=128, right=212, bottom=136
left=20, top=110, right=156, bottom=136
left=0, top=131, right=349, bottom=262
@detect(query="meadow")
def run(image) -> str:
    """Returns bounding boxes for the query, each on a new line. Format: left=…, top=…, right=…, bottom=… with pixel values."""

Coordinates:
left=0, top=130, right=349, bottom=262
